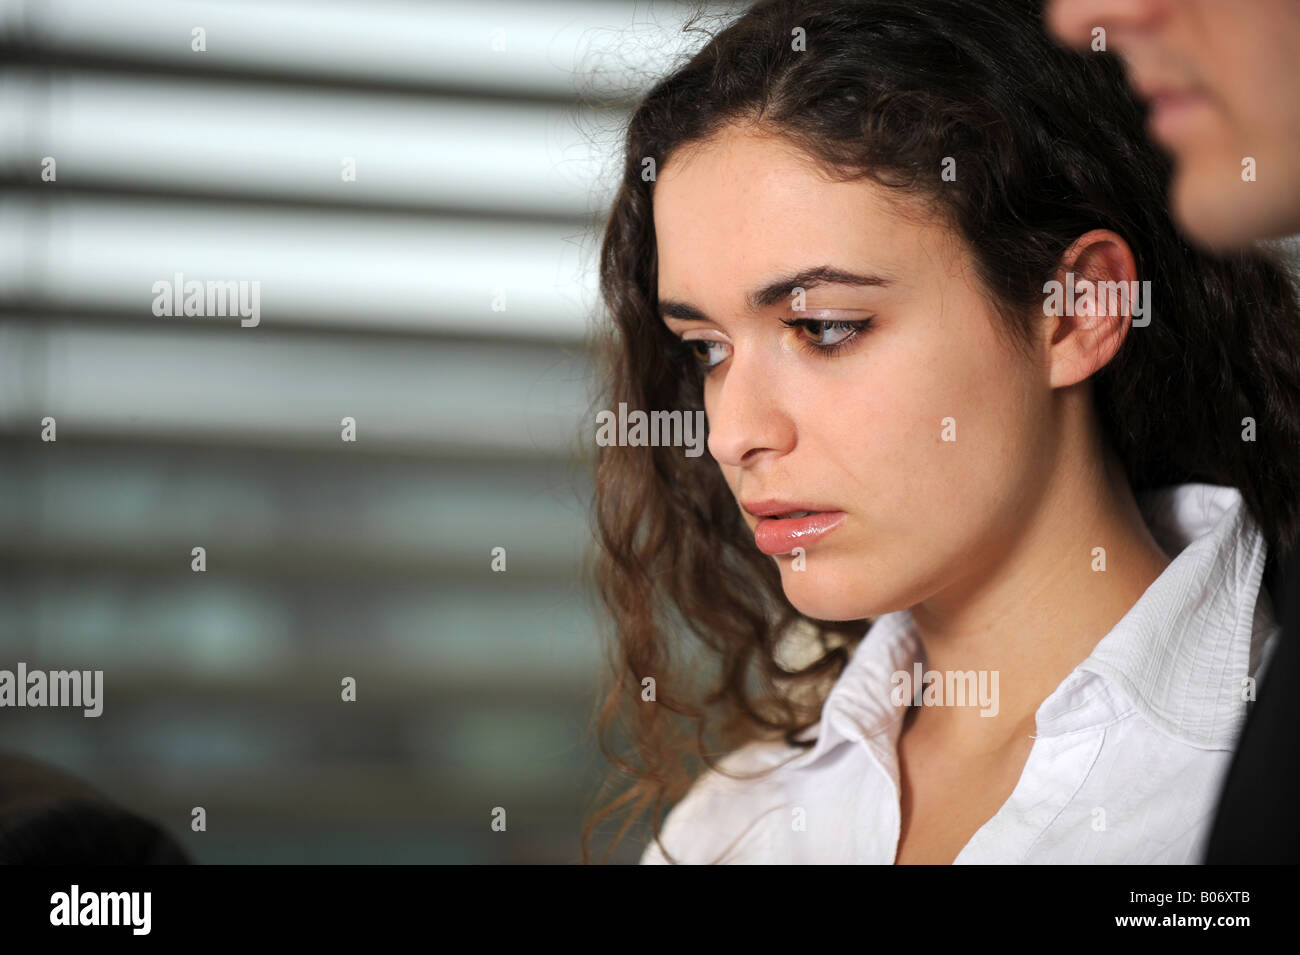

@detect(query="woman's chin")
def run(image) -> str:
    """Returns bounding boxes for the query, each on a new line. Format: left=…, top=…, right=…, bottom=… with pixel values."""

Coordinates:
left=779, top=573, right=880, bottom=623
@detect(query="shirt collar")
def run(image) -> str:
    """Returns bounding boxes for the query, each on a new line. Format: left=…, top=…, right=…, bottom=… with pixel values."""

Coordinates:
left=1063, top=482, right=1277, bottom=748
left=790, top=482, right=1279, bottom=770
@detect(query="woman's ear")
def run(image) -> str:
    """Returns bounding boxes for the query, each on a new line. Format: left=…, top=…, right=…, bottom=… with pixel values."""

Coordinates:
left=1042, top=229, right=1144, bottom=388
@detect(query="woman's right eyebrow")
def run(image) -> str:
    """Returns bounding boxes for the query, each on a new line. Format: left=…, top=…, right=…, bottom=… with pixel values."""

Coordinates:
left=659, top=264, right=893, bottom=321
left=659, top=301, right=710, bottom=321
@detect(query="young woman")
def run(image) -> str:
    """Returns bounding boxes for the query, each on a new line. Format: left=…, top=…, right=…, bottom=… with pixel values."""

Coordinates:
left=582, top=0, right=1300, bottom=864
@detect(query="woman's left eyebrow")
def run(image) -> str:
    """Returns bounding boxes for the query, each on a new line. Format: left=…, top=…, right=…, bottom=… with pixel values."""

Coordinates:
left=658, top=264, right=892, bottom=321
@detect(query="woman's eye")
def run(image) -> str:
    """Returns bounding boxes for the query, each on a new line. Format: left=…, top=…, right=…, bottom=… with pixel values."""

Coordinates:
left=684, top=338, right=730, bottom=369
left=781, top=316, right=874, bottom=352
left=798, top=320, right=857, bottom=346
left=674, top=316, right=871, bottom=376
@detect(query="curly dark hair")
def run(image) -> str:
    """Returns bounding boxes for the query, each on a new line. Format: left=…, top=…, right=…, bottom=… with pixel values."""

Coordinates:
left=581, top=0, right=1300, bottom=864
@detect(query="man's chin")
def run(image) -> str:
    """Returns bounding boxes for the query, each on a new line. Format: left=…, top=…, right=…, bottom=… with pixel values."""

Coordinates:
left=1171, top=156, right=1300, bottom=251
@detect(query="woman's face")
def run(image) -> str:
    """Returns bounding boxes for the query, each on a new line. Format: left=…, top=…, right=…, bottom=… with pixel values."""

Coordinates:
left=653, top=124, right=1055, bottom=622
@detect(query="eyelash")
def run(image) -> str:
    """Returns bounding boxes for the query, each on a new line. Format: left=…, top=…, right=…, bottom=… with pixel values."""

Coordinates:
left=780, top=317, right=874, bottom=359
left=677, top=317, right=874, bottom=374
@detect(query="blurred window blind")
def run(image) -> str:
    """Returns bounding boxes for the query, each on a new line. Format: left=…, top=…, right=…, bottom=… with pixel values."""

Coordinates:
left=0, top=0, right=721, bottom=862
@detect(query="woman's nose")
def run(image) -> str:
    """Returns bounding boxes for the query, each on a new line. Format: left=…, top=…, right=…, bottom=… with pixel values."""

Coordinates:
left=704, top=349, right=795, bottom=468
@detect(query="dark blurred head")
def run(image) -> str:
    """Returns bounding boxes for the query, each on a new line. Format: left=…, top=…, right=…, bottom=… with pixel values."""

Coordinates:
left=0, top=752, right=191, bottom=865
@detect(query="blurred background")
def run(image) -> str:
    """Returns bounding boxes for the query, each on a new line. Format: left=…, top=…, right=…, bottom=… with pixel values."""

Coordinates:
left=0, top=0, right=724, bottom=863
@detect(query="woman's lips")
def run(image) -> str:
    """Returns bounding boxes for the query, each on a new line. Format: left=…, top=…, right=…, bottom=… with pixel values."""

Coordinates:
left=753, top=511, right=847, bottom=556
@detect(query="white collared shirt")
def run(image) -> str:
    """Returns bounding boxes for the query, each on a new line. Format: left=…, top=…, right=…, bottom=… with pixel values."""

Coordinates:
left=641, top=483, right=1281, bottom=864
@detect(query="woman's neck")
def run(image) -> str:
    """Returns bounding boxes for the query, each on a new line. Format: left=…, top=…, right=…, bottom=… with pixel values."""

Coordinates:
left=904, top=438, right=1172, bottom=755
